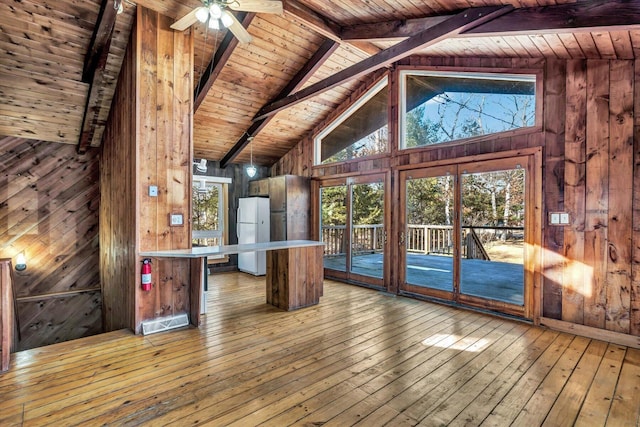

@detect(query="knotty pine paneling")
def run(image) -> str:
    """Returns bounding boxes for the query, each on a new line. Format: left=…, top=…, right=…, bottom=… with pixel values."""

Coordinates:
left=0, top=136, right=101, bottom=351
left=100, top=27, right=136, bottom=333
left=274, top=56, right=640, bottom=340
left=101, top=7, right=194, bottom=334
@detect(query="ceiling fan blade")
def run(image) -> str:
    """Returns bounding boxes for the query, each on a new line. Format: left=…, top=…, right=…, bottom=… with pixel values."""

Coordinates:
left=226, top=12, right=253, bottom=44
left=170, top=8, right=201, bottom=31
left=229, top=0, right=283, bottom=14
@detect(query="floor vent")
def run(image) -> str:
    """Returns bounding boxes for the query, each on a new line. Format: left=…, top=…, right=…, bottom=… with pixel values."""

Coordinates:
left=141, top=313, right=190, bottom=335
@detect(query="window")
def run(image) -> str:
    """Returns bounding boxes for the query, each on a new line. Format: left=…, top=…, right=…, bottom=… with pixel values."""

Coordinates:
left=315, top=77, right=388, bottom=165
left=192, top=176, right=231, bottom=248
left=400, top=71, right=537, bottom=149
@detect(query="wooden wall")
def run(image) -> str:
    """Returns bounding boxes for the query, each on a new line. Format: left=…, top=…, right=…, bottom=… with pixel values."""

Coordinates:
left=545, top=59, right=638, bottom=337
left=0, top=136, right=101, bottom=351
left=272, top=56, right=640, bottom=341
left=101, top=7, right=194, bottom=333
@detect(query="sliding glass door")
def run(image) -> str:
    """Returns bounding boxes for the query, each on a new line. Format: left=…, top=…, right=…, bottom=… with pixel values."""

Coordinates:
left=400, top=166, right=456, bottom=299
left=399, top=156, right=531, bottom=317
left=320, top=174, right=388, bottom=288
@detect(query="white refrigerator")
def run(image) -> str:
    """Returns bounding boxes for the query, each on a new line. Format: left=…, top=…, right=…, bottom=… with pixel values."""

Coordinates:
left=237, top=197, right=270, bottom=275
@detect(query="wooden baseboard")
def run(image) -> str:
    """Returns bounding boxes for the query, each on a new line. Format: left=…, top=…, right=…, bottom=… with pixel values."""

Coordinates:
left=540, top=317, right=640, bottom=349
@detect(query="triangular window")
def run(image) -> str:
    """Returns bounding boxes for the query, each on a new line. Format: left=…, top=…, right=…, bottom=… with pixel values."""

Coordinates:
left=315, top=77, right=388, bottom=165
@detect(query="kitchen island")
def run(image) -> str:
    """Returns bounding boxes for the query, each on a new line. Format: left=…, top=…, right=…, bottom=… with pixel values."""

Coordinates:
left=140, top=240, right=324, bottom=327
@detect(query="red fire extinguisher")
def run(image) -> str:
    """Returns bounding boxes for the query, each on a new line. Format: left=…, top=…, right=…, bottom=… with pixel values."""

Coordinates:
left=141, top=258, right=153, bottom=291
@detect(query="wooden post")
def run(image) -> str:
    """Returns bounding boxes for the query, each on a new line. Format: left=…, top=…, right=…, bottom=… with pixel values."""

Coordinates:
left=1, top=259, right=15, bottom=372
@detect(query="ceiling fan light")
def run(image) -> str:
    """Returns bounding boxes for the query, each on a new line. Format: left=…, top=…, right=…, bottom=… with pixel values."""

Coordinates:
left=208, top=17, right=220, bottom=30
left=195, top=6, right=209, bottom=23
left=220, top=11, right=233, bottom=28
left=209, top=3, right=222, bottom=19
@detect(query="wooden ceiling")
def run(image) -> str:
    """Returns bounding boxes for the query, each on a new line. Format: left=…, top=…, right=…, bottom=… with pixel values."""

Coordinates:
left=1, top=0, right=639, bottom=166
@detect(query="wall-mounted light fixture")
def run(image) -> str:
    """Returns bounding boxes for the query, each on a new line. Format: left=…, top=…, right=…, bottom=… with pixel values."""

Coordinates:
left=194, top=159, right=207, bottom=174
left=246, top=136, right=257, bottom=178
left=15, top=252, right=26, bottom=271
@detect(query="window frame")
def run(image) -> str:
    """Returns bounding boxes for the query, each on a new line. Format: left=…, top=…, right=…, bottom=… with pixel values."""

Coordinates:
left=192, top=175, right=231, bottom=262
left=314, top=76, right=389, bottom=166
left=398, top=69, right=542, bottom=151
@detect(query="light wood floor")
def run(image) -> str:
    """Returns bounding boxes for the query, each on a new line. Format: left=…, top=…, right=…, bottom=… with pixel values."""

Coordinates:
left=1, top=273, right=639, bottom=426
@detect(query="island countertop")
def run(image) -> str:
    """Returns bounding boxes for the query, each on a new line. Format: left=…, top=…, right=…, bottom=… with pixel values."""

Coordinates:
left=139, top=240, right=324, bottom=258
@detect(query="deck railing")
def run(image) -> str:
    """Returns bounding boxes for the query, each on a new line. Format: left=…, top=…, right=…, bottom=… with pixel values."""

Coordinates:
left=322, top=224, right=523, bottom=260
left=322, top=224, right=384, bottom=256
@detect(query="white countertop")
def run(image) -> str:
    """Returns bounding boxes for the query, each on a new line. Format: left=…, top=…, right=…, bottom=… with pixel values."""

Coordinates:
left=139, top=240, right=324, bottom=258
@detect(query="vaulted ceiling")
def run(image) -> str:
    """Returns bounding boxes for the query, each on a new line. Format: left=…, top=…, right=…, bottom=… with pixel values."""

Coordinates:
left=1, top=0, right=639, bottom=166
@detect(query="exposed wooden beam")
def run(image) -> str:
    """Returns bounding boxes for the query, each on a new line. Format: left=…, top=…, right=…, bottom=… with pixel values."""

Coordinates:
left=130, top=0, right=199, bottom=20
left=220, top=39, right=339, bottom=168
left=341, top=0, right=640, bottom=41
left=466, top=0, right=640, bottom=36
left=341, top=15, right=452, bottom=42
left=194, top=12, right=255, bottom=111
left=77, top=0, right=118, bottom=154
left=253, top=6, right=513, bottom=122
left=283, top=0, right=380, bottom=56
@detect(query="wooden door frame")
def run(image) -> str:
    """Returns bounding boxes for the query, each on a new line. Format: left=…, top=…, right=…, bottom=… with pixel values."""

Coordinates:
left=394, top=147, right=542, bottom=320
left=313, top=172, right=391, bottom=290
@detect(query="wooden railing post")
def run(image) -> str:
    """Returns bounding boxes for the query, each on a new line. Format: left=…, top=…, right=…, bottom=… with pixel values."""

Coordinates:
left=1, top=259, right=15, bottom=372
left=424, top=225, right=430, bottom=254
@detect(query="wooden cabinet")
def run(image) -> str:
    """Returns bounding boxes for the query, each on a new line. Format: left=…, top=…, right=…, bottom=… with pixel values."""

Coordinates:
left=248, top=175, right=310, bottom=241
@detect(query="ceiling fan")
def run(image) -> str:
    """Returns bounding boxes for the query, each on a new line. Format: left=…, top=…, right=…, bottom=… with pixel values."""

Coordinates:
left=170, top=0, right=283, bottom=44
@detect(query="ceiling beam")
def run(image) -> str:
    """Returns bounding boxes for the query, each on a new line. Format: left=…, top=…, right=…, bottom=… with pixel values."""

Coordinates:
left=194, top=12, right=255, bottom=111
left=466, top=0, right=640, bottom=36
left=130, top=0, right=199, bottom=20
left=283, top=0, right=381, bottom=56
left=341, top=0, right=640, bottom=41
left=219, top=38, right=339, bottom=168
left=77, top=0, right=118, bottom=154
left=253, top=5, right=513, bottom=122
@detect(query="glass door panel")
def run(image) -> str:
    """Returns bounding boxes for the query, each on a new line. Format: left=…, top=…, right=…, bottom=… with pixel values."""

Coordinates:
left=350, top=182, right=384, bottom=279
left=460, top=166, right=525, bottom=306
left=402, top=169, right=455, bottom=297
left=320, top=185, right=348, bottom=273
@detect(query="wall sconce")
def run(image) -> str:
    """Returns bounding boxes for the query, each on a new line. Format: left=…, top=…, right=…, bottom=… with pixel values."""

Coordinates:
left=15, top=252, right=26, bottom=271
left=194, top=159, right=207, bottom=174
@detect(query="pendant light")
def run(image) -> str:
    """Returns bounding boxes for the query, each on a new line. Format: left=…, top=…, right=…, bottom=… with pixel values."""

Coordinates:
left=246, top=136, right=256, bottom=178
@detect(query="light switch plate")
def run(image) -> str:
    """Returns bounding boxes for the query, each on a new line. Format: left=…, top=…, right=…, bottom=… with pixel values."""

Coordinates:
left=149, top=185, right=158, bottom=197
left=170, top=213, right=183, bottom=226
left=549, top=212, right=570, bottom=225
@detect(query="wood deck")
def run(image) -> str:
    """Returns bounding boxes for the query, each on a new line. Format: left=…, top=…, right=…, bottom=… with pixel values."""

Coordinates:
left=0, top=272, right=638, bottom=426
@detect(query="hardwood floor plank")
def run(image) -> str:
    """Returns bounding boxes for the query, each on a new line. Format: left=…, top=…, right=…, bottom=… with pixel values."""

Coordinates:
left=416, top=327, right=546, bottom=426
left=479, top=333, right=576, bottom=426
left=605, top=347, right=640, bottom=426
left=139, top=301, right=453, bottom=425
left=510, top=336, right=592, bottom=426
left=541, top=339, right=609, bottom=426
left=573, top=343, right=627, bottom=426
left=445, top=328, right=560, bottom=426
left=0, top=275, right=637, bottom=427
left=377, top=322, right=526, bottom=424
left=257, top=309, right=477, bottom=427
left=26, top=291, right=416, bottom=424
